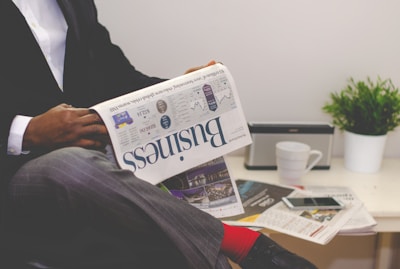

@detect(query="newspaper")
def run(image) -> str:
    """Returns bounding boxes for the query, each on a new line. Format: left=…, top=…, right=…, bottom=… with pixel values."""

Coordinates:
left=158, top=156, right=244, bottom=218
left=222, top=179, right=364, bottom=245
left=91, top=64, right=252, bottom=185
left=221, top=179, right=298, bottom=225
left=303, top=185, right=377, bottom=235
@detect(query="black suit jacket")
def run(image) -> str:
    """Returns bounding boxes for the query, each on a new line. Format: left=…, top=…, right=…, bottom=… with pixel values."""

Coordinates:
left=0, top=0, right=165, bottom=178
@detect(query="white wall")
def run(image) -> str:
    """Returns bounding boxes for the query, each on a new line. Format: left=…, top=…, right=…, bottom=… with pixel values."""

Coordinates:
left=94, top=0, right=400, bottom=157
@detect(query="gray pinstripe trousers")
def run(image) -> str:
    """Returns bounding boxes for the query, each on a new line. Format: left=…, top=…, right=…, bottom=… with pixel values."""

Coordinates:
left=4, top=147, right=232, bottom=269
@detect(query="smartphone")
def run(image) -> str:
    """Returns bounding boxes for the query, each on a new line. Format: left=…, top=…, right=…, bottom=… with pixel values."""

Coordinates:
left=282, top=196, right=345, bottom=210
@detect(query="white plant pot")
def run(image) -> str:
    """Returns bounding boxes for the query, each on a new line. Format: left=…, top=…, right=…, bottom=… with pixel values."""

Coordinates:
left=344, top=131, right=387, bottom=173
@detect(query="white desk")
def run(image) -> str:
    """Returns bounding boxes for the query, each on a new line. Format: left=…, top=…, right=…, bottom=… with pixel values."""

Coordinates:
left=225, top=155, right=400, bottom=269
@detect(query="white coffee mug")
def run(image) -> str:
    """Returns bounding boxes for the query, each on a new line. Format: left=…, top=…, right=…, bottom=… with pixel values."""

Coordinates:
left=275, top=141, right=323, bottom=185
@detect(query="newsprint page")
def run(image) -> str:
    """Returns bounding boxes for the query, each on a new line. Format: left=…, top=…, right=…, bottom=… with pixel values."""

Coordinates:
left=159, top=156, right=245, bottom=218
left=91, top=64, right=251, bottom=217
left=221, top=180, right=375, bottom=245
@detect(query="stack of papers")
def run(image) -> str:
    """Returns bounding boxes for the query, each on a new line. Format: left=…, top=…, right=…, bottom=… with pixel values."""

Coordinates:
left=221, top=179, right=376, bottom=245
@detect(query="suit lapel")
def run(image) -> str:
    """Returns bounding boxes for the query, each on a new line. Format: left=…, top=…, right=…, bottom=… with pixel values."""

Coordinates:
left=1, top=1, right=60, bottom=89
left=0, top=1, right=65, bottom=112
left=57, top=0, right=81, bottom=43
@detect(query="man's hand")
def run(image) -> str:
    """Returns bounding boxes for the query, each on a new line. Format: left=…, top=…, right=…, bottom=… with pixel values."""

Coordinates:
left=23, top=104, right=109, bottom=151
left=184, top=60, right=217, bottom=74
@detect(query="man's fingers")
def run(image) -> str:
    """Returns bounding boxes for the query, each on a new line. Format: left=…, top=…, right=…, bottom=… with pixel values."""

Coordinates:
left=66, top=107, right=93, bottom=117
left=184, top=60, right=218, bottom=74
left=77, top=112, right=104, bottom=126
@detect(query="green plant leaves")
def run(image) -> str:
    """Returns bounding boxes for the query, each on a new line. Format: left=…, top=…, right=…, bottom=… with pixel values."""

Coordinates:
left=322, top=76, right=400, bottom=135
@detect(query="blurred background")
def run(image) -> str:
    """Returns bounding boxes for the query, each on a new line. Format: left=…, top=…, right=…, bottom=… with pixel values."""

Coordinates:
left=94, top=0, right=400, bottom=157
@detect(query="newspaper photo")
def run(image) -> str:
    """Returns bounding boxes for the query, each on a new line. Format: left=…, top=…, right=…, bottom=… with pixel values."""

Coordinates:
left=222, top=179, right=364, bottom=245
left=158, top=156, right=244, bottom=218
left=91, top=64, right=252, bottom=185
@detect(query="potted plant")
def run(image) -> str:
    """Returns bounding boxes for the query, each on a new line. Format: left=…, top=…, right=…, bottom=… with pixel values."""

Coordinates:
left=322, top=76, right=400, bottom=173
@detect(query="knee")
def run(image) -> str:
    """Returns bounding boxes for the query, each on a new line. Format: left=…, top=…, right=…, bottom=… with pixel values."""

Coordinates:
left=14, top=147, right=109, bottom=184
left=8, top=148, right=108, bottom=219
left=48, top=146, right=103, bottom=163
left=36, top=147, right=97, bottom=175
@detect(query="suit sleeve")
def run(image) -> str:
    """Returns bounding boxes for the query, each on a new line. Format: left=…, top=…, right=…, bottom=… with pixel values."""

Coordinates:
left=0, top=75, right=16, bottom=156
left=83, top=0, right=167, bottom=99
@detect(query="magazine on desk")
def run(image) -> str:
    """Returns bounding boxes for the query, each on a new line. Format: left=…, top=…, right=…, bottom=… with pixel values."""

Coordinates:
left=158, top=156, right=244, bottom=218
left=221, top=179, right=369, bottom=245
left=90, top=64, right=250, bottom=218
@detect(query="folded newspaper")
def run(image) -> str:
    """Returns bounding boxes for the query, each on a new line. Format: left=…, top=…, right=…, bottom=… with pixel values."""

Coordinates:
left=159, top=156, right=245, bottom=218
left=91, top=64, right=252, bottom=185
left=221, top=179, right=373, bottom=245
left=302, top=185, right=377, bottom=235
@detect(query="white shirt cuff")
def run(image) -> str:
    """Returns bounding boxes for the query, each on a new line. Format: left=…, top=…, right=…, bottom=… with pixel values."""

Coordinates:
left=8, top=115, right=32, bottom=155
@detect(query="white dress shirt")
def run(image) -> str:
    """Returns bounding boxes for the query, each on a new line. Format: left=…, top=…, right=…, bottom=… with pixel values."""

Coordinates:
left=8, top=0, right=68, bottom=155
